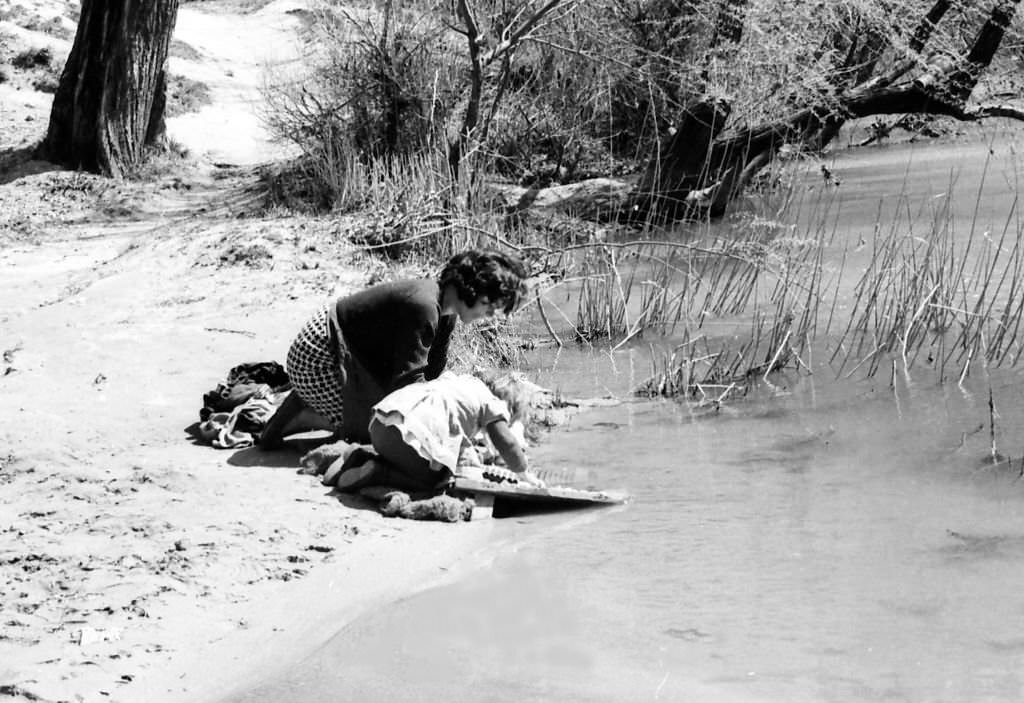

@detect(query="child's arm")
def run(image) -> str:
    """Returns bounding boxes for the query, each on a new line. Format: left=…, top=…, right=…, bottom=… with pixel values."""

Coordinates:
left=485, top=419, right=545, bottom=487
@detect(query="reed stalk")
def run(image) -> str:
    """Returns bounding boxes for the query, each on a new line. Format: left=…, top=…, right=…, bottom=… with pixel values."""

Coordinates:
left=831, top=182, right=1024, bottom=384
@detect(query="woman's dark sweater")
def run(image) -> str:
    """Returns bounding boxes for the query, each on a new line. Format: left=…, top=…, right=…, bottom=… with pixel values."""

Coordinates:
left=333, top=278, right=457, bottom=393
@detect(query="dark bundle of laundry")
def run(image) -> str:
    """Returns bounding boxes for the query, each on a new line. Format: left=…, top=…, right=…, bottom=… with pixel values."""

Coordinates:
left=195, top=361, right=292, bottom=449
left=200, top=361, right=290, bottom=420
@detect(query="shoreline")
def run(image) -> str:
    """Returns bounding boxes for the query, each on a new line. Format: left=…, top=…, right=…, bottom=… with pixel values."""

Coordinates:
left=139, top=515, right=506, bottom=703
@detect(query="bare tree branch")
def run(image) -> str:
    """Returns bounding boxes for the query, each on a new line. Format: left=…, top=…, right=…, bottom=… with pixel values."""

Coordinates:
left=909, top=0, right=953, bottom=53
left=449, top=0, right=484, bottom=179
left=845, top=0, right=954, bottom=94
left=483, top=0, right=570, bottom=67
left=450, top=0, right=571, bottom=184
left=965, top=104, right=1024, bottom=121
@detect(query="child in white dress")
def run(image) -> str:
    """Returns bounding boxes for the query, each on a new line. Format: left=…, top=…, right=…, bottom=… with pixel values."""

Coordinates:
left=336, top=371, right=545, bottom=492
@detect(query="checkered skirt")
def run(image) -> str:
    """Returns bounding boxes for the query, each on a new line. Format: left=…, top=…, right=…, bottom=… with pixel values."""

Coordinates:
left=286, top=306, right=346, bottom=427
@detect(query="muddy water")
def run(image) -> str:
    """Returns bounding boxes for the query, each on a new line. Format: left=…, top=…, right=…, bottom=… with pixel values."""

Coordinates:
left=230, top=127, right=1024, bottom=702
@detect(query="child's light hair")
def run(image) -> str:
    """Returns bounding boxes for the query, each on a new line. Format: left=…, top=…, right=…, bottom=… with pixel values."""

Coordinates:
left=475, top=369, right=533, bottom=424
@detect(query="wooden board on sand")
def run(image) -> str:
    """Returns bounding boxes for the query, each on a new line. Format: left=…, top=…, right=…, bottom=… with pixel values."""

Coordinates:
left=451, top=477, right=628, bottom=507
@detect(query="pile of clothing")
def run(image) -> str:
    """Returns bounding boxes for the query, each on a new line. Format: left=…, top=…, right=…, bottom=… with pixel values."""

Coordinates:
left=196, top=361, right=291, bottom=449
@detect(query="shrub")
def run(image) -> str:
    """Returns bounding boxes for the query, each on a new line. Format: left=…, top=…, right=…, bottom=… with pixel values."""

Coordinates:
left=166, top=74, right=212, bottom=117
left=263, top=4, right=455, bottom=165
left=12, top=47, right=52, bottom=70
left=31, top=74, right=58, bottom=93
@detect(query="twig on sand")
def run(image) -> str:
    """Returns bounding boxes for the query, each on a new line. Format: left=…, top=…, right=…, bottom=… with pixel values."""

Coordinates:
left=988, top=384, right=999, bottom=464
left=204, top=326, right=257, bottom=338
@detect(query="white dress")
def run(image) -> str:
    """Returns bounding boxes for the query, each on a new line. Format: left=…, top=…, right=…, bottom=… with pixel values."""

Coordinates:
left=371, top=373, right=510, bottom=471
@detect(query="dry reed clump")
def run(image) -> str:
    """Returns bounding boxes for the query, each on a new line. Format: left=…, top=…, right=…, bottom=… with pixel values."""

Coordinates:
left=827, top=190, right=1024, bottom=383
left=258, top=148, right=497, bottom=261
left=634, top=311, right=800, bottom=404
left=628, top=161, right=1024, bottom=401
left=520, top=210, right=825, bottom=404
left=258, top=2, right=461, bottom=215
left=261, top=2, right=451, bottom=162
left=630, top=233, right=822, bottom=404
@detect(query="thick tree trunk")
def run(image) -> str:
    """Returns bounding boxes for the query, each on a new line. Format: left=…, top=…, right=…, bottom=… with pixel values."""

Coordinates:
left=629, top=99, right=731, bottom=221
left=37, top=0, right=179, bottom=177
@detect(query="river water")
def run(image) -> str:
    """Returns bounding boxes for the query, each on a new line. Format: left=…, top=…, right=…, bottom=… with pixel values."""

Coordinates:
left=228, top=125, right=1024, bottom=702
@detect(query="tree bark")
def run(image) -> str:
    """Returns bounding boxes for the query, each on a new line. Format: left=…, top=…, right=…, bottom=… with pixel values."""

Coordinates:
left=37, top=0, right=180, bottom=177
left=630, top=99, right=732, bottom=221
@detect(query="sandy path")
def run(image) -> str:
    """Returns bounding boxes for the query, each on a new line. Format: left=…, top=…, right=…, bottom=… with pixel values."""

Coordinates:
left=167, top=0, right=308, bottom=164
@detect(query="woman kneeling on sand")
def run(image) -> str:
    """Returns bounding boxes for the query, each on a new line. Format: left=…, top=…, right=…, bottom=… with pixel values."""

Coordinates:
left=260, top=249, right=528, bottom=449
left=334, top=370, right=546, bottom=492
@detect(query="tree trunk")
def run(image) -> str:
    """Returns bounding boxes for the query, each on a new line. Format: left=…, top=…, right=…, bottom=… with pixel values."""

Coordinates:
left=629, top=99, right=731, bottom=221
left=37, top=0, right=180, bottom=177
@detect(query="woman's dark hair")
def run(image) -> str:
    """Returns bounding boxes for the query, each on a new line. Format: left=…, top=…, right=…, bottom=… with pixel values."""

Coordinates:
left=438, top=249, right=528, bottom=314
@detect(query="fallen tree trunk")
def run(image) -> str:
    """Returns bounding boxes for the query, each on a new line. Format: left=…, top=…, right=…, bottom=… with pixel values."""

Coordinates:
left=488, top=177, right=634, bottom=221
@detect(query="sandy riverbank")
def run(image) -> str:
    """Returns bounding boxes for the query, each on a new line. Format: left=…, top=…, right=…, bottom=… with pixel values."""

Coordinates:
left=0, top=185, right=532, bottom=702
left=0, top=2, right=543, bottom=701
